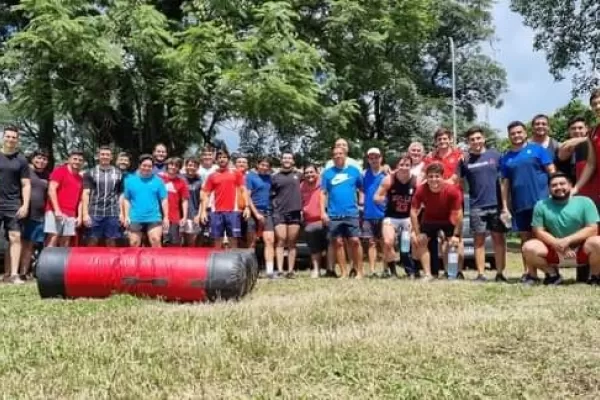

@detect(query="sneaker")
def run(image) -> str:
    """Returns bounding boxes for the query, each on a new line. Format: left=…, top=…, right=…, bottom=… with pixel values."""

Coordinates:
left=522, top=274, right=539, bottom=286
left=421, top=275, right=435, bottom=283
left=457, top=272, right=465, bottom=280
left=588, top=275, right=600, bottom=285
left=406, top=273, right=417, bottom=281
left=349, top=269, right=357, bottom=278
left=495, top=273, right=508, bottom=283
left=543, top=274, right=563, bottom=286
left=285, top=271, right=296, bottom=279
left=310, top=269, right=320, bottom=279
left=5, top=275, right=24, bottom=285
left=367, top=272, right=380, bottom=279
left=322, top=269, right=338, bottom=278
left=474, top=274, right=488, bottom=282
left=520, top=273, right=530, bottom=283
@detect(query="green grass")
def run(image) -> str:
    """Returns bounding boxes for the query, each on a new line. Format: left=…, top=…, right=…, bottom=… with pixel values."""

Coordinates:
left=2, top=254, right=600, bottom=399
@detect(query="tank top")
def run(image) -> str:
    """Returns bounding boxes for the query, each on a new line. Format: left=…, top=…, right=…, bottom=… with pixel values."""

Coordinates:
left=579, top=125, right=600, bottom=204
left=385, top=174, right=416, bottom=219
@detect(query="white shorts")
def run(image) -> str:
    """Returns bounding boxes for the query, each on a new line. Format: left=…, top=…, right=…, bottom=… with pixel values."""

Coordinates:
left=44, top=211, right=77, bottom=237
left=183, top=219, right=201, bottom=234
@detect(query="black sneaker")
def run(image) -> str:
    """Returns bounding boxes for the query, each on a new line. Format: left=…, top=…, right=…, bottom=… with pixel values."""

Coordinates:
left=323, top=269, right=338, bottom=278
left=495, top=273, right=508, bottom=283
left=588, top=275, right=600, bottom=285
left=543, top=274, right=562, bottom=286
left=522, top=274, right=539, bottom=286
left=473, top=274, right=488, bottom=282
left=457, top=272, right=465, bottom=280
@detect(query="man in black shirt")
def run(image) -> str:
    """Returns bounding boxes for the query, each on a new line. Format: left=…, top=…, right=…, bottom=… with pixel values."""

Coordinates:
left=271, top=152, right=303, bottom=278
left=19, top=149, right=49, bottom=278
left=1, top=125, right=31, bottom=284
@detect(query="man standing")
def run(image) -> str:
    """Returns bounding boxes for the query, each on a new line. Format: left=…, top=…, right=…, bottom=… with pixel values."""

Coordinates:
left=182, top=157, right=202, bottom=246
left=531, top=114, right=560, bottom=158
left=45, top=150, right=84, bottom=248
left=423, top=128, right=464, bottom=185
left=321, top=146, right=364, bottom=278
left=234, top=154, right=249, bottom=247
left=19, top=149, right=49, bottom=279
left=301, top=164, right=327, bottom=278
left=362, top=147, right=386, bottom=277
left=411, top=163, right=464, bottom=281
left=123, top=154, right=169, bottom=248
left=82, top=146, right=123, bottom=247
left=522, top=173, right=600, bottom=285
left=0, top=125, right=31, bottom=284
left=556, top=116, right=594, bottom=189
left=196, top=150, right=249, bottom=249
left=408, top=141, right=425, bottom=182
left=456, top=126, right=507, bottom=282
left=500, top=121, right=555, bottom=278
left=246, top=158, right=275, bottom=276
left=271, top=152, right=303, bottom=278
left=160, top=157, right=189, bottom=246
left=152, top=143, right=168, bottom=175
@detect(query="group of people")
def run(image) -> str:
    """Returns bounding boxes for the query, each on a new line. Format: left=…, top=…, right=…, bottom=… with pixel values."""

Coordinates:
left=2, top=90, right=600, bottom=285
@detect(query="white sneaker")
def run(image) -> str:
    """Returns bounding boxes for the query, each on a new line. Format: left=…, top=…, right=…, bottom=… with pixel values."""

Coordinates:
left=5, top=275, right=24, bottom=285
left=310, top=269, right=320, bottom=279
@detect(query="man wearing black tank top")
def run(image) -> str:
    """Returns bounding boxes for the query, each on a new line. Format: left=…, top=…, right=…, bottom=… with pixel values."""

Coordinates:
left=375, top=155, right=417, bottom=278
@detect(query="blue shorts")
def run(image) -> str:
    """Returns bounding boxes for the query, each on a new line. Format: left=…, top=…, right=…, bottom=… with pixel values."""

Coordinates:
left=23, top=220, right=45, bottom=243
left=328, top=217, right=361, bottom=239
left=514, top=209, right=534, bottom=232
left=89, top=216, right=122, bottom=239
left=210, top=211, right=241, bottom=238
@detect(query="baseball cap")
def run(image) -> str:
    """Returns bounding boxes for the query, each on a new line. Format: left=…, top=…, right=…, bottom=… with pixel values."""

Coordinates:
left=367, top=147, right=381, bottom=156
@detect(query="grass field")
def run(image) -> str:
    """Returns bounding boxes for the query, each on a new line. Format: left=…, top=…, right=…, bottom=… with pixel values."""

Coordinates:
left=2, top=253, right=600, bottom=399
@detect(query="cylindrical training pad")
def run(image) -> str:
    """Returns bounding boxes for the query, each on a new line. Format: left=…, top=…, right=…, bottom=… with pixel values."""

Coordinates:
left=36, top=247, right=256, bottom=302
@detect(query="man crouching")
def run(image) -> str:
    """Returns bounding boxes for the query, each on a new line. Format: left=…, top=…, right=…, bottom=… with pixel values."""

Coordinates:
left=522, top=173, right=600, bottom=285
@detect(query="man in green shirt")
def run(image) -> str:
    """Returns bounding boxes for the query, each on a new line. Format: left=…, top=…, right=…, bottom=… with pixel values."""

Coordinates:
left=522, top=172, right=600, bottom=285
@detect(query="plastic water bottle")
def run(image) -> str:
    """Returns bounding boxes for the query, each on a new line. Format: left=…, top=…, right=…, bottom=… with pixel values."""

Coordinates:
left=400, top=229, right=411, bottom=253
left=447, top=246, right=459, bottom=280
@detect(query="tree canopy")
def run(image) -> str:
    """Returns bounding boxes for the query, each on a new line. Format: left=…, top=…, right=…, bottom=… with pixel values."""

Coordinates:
left=0, top=0, right=507, bottom=164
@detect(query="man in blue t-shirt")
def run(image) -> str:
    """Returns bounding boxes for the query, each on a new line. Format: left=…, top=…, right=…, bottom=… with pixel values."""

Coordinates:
left=362, top=147, right=386, bottom=277
left=123, top=154, right=169, bottom=248
left=456, top=126, right=508, bottom=282
left=500, top=121, right=555, bottom=276
left=321, top=146, right=364, bottom=278
left=246, top=158, right=275, bottom=275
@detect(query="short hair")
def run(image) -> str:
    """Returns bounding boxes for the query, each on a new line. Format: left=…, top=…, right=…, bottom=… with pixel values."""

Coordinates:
left=548, top=172, right=570, bottom=185
left=117, top=151, right=131, bottom=160
left=184, top=157, right=200, bottom=165
left=408, top=141, right=424, bottom=151
left=434, top=127, right=453, bottom=141
left=31, top=148, right=49, bottom=160
left=507, top=120, right=526, bottom=132
left=216, top=149, right=230, bottom=159
left=590, top=89, right=600, bottom=105
left=166, top=157, right=183, bottom=169
left=425, top=162, right=444, bottom=176
left=98, top=145, right=112, bottom=153
left=139, top=153, right=153, bottom=164
left=3, top=124, right=19, bottom=135
left=153, top=142, right=167, bottom=151
left=464, top=126, right=485, bottom=139
left=568, top=116, right=587, bottom=128
left=200, top=146, right=213, bottom=154
left=69, top=149, right=84, bottom=157
left=532, top=114, right=549, bottom=124
left=303, top=163, right=319, bottom=173
left=393, top=153, right=413, bottom=168
left=256, top=157, right=271, bottom=165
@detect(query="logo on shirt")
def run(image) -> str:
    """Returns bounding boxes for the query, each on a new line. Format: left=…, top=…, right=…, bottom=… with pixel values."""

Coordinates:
left=165, top=182, right=176, bottom=193
left=331, top=173, right=351, bottom=186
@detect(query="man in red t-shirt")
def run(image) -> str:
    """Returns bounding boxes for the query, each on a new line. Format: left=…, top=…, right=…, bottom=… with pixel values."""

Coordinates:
left=410, top=162, right=464, bottom=281
left=45, top=150, right=84, bottom=247
left=422, top=127, right=464, bottom=185
left=195, top=149, right=249, bottom=249
left=161, top=157, right=189, bottom=246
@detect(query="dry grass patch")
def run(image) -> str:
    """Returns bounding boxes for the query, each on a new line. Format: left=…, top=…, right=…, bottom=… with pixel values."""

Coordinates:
left=1, top=253, right=600, bottom=399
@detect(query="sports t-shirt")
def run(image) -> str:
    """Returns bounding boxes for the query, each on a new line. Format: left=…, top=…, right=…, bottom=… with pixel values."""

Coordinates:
left=0, top=151, right=29, bottom=213
left=423, top=148, right=463, bottom=181
left=203, top=168, right=244, bottom=212
left=184, top=175, right=203, bottom=219
left=246, top=172, right=272, bottom=212
left=29, top=168, right=49, bottom=222
left=363, top=167, right=386, bottom=219
left=385, top=174, right=416, bottom=219
left=83, top=165, right=123, bottom=217
left=321, top=165, right=363, bottom=218
left=161, top=174, right=190, bottom=223
left=45, top=164, right=83, bottom=217
left=300, top=179, right=321, bottom=223
left=458, top=149, right=502, bottom=209
left=500, top=143, right=553, bottom=213
left=411, top=183, right=462, bottom=225
left=124, top=173, right=167, bottom=223
left=532, top=196, right=599, bottom=238
left=271, top=169, right=302, bottom=214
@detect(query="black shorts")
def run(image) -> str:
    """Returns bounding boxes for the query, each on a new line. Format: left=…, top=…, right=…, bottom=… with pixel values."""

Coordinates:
left=129, top=222, right=161, bottom=234
left=421, top=223, right=455, bottom=240
left=361, top=219, right=382, bottom=239
left=273, top=211, right=302, bottom=226
left=305, top=221, right=328, bottom=254
left=247, top=211, right=274, bottom=233
left=0, top=211, right=21, bottom=233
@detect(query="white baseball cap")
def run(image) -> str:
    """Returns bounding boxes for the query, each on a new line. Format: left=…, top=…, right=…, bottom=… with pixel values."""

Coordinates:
left=367, top=147, right=381, bottom=156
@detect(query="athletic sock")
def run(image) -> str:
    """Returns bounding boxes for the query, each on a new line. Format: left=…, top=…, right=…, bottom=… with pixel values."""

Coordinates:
left=266, top=262, right=274, bottom=275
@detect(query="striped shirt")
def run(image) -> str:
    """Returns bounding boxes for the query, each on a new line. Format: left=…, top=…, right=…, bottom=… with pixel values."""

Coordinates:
left=83, top=165, right=123, bottom=217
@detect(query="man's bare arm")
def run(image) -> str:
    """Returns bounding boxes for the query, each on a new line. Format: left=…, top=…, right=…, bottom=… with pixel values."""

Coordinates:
left=574, top=139, right=596, bottom=193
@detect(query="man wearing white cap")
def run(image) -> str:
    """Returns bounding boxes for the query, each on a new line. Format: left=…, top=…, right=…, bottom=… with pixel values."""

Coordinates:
left=361, top=147, right=386, bottom=277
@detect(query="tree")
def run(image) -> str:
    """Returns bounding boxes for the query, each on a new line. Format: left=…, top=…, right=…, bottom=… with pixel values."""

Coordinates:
left=510, top=0, right=600, bottom=94
left=547, top=99, right=596, bottom=143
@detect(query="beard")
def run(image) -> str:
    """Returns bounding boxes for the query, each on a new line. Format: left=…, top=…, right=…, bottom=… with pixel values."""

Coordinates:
left=551, top=191, right=570, bottom=201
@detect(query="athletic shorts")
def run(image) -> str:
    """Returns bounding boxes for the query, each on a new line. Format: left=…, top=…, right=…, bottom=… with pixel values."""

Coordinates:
left=305, top=221, right=328, bottom=254
left=183, top=219, right=201, bottom=235
left=247, top=211, right=274, bottom=234
left=546, top=247, right=587, bottom=266
left=44, top=211, right=77, bottom=237
left=273, top=211, right=302, bottom=226
left=0, top=211, right=21, bottom=232
left=328, top=217, right=361, bottom=239
left=23, top=219, right=45, bottom=243
left=470, top=206, right=506, bottom=234
left=361, top=219, right=382, bottom=239
left=129, top=222, right=161, bottom=233
left=89, top=216, right=122, bottom=239
left=421, top=222, right=455, bottom=240
left=210, top=211, right=241, bottom=238
left=382, top=217, right=411, bottom=233
left=514, top=209, right=534, bottom=232
left=164, top=222, right=181, bottom=245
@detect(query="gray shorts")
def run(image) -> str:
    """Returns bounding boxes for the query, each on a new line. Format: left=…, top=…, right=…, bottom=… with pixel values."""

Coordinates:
left=470, top=206, right=506, bottom=234
left=44, top=211, right=77, bottom=237
left=183, top=219, right=201, bottom=235
left=382, top=217, right=411, bottom=233
left=305, top=221, right=328, bottom=254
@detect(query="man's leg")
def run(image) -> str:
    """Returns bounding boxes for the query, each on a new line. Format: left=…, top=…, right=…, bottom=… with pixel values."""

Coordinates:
left=19, top=221, right=39, bottom=277
left=515, top=209, right=534, bottom=276
left=491, top=232, right=507, bottom=279
left=86, top=216, right=102, bottom=246
left=44, top=211, right=59, bottom=248
left=521, top=239, right=551, bottom=284
left=128, top=224, right=143, bottom=247
left=348, top=218, right=364, bottom=278
left=274, top=223, right=288, bottom=274
left=147, top=223, right=163, bottom=248
left=412, top=237, right=432, bottom=280
left=585, top=236, right=600, bottom=282
left=225, top=212, right=241, bottom=249
left=210, top=212, right=226, bottom=250
left=381, top=219, right=398, bottom=276
left=57, top=217, right=78, bottom=248
left=286, top=223, right=301, bottom=275
left=4, top=214, right=23, bottom=283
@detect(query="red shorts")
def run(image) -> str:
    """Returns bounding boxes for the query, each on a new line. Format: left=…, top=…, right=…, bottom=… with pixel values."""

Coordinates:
left=546, top=247, right=588, bottom=265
